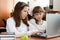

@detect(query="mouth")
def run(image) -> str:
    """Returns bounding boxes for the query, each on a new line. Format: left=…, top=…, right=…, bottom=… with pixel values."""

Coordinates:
left=22, top=16, right=27, bottom=19
left=37, top=18, right=41, bottom=20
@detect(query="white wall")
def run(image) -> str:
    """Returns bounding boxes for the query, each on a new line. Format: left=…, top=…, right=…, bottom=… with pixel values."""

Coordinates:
left=13, top=0, right=29, bottom=9
left=53, top=0, right=60, bottom=11
left=13, top=0, right=49, bottom=15
left=29, top=0, right=49, bottom=15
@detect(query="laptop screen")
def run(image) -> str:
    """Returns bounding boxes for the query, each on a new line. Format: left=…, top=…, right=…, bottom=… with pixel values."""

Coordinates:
left=46, top=14, right=60, bottom=38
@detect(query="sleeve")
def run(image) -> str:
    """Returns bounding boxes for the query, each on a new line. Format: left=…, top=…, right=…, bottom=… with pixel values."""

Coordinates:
left=29, top=19, right=35, bottom=24
left=37, top=21, right=47, bottom=33
left=6, top=19, right=26, bottom=37
left=30, top=19, right=47, bottom=33
left=26, top=21, right=39, bottom=36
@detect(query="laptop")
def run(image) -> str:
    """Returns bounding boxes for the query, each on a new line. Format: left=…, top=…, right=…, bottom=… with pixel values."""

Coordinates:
left=46, top=14, right=60, bottom=38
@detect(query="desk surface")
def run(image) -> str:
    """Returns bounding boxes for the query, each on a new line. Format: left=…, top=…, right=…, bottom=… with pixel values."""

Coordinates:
left=15, top=37, right=46, bottom=40
left=15, top=37, right=60, bottom=40
left=0, top=32, right=60, bottom=40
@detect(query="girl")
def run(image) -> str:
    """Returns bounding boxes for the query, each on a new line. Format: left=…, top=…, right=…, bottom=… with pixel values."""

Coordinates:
left=6, top=2, right=38, bottom=37
left=30, top=6, right=47, bottom=37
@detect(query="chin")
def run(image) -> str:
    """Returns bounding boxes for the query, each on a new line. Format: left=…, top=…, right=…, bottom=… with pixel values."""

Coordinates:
left=38, top=19, right=41, bottom=21
left=22, top=18, right=26, bottom=20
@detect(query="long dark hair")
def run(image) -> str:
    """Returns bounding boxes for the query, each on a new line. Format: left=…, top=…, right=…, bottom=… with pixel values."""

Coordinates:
left=12, top=2, right=29, bottom=27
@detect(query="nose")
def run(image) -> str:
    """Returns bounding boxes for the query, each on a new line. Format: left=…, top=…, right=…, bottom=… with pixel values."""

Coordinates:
left=24, top=12, right=28, bottom=17
left=38, top=14, right=41, bottom=17
left=25, top=12, right=28, bottom=15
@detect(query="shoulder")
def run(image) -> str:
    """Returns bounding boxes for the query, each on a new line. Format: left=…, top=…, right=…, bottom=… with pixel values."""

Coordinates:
left=30, top=19, right=35, bottom=22
left=43, top=20, right=47, bottom=24
left=43, top=20, right=46, bottom=23
left=28, top=21, right=35, bottom=27
left=7, top=17, right=13, bottom=21
left=7, top=17, right=14, bottom=21
left=28, top=21, right=37, bottom=30
left=7, top=17, right=15, bottom=24
left=42, top=20, right=47, bottom=28
left=29, top=19, right=35, bottom=24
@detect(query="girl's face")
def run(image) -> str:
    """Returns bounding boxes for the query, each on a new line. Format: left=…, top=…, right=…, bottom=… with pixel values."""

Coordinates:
left=34, top=12, right=44, bottom=21
left=21, top=6, right=29, bottom=19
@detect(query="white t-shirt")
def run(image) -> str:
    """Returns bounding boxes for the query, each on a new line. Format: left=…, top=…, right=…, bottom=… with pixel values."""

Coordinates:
left=6, top=17, right=38, bottom=37
left=30, top=19, right=47, bottom=36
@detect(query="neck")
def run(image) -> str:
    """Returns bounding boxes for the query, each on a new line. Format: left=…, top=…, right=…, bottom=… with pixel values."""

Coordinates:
left=36, top=20, right=43, bottom=25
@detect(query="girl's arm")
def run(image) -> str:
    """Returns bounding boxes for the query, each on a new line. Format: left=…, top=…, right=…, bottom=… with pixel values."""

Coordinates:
left=6, top=19, right=26, bottom=37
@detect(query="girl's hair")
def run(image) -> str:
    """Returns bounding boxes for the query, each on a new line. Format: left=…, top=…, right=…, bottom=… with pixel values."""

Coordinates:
left=32, top=6, right=44, bottom=16
left=12, top=2, right=29, bottom=27
left=32, top=6, right=45, bottom=24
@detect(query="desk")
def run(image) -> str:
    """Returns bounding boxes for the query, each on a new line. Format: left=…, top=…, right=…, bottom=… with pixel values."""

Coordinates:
left=47, top=37, right=60, bottom=40
left=15, top=37, right=60, bottom=40
left=0, top=32, right=60, bottom=40
left=15, top=37, right=46, bottom=40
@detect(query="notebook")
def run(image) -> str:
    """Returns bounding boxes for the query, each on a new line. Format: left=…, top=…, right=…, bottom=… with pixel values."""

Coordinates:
left=0, top=32, right=15, bottom=40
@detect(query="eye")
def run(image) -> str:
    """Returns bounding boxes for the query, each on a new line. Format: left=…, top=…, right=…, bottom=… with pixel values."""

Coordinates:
left=39, top=13, right=41, bottom=15
left=35, top=13, right=39, bottom=15
left=36, top=14, right=38, bottom=15
left=24, top=10, right=27, bottom=12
